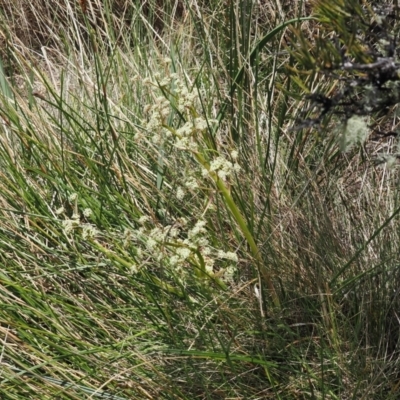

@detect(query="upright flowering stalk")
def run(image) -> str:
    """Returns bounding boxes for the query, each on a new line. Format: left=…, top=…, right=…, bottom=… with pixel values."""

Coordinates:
left=138, top=71, right=280, bottom=306
left=162, top=83, right=280, bottom=308
left=194, top=146, right=280, bottom=308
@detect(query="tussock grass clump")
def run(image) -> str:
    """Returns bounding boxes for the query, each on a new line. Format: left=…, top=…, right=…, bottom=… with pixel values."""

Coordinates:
left=0, top=0, right=400, bottom=398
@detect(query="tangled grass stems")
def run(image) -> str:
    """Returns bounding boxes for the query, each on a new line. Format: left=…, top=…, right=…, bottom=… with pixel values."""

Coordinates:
left=0, top=0, right=400, bottom=398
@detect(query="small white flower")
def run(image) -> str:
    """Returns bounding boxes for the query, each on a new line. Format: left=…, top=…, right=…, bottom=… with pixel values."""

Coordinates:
left=208, top=203, right=216, bottom=211
left=62, top=219, right=74, bottom=234
left=169, top=255, right=180, bottom=266
left=196, top=237, right=209, bottom=247
left=177, top=103, right=186, bottom=113
left=83, top=208, right=92, bottom=217
left=210, top=157, right=225, bottom=172
left=194, top=117, right=208, bottom=131
left=176, top=187, right=185, bottom=200
left=150, top=227, right=163, bottom=241
left=224, top=265, right=236, bottom=281
left=204, top=256, right=215, bottom=274
left=177, top=122, right=193, bottom=137
left=217, top=250, right=226, bottom=259
left=233, top=163, right=241, bottom=172
left=169, top=227, right=179, bottom=238
left=196, top=220, right=207, bottom=229
left=55, top=206, right=65, bottom=215
left=225, top=251, right=238, bottom=262
left=217, top=169, right=229, bottom=180
left=123, top=230, right=132, bottom=248
left=138, top=216, right=149, bottom=225
left=162, top=127, right=172, bottom=138
left=230, top=150, right=238, bottom=160
left=189, top=220, right=207, bottom=238
left=159, top=77, right=171, bottom=86
left=202, top=247, right=211, bottom=256
left=174, top=137, right=190, bottom=149
left=68, top=193, right=78, bottom=202
left=146, top=238, right=157, bottom=250
left=130, top=264, right=139, bottom=274
left=177, top=247, right=191, bottom=260
left=217, top=251, right=238, bottom=262
left=187, top=141, right=199, bottom=152
left=151, top=133, right=162, bottom=144
left=177, top=217, right=188, bottom=226
left=160, top=106, right=170, bottom=118
left=82, top=224, right=97, bottom=239
left=185, top=177, right=199, bottom=190
left=205, top=265, right=214, bottom=274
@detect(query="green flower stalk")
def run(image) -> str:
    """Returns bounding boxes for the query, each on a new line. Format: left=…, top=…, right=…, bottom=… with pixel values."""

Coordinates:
left=195, top=151, right=281, bottom=309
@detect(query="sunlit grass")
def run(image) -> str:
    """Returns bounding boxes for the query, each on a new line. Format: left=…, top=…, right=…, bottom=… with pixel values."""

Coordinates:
left=0, top=0, right=399, bottom=398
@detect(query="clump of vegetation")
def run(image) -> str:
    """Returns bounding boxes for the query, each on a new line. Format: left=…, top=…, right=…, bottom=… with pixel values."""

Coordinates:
left=0, top=0, right=400, bottom=398
left=292, top=1, right=400, bottom=155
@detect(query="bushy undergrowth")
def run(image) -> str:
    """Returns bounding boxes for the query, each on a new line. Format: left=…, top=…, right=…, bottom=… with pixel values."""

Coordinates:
left=0, top=0, right=400, bottom=398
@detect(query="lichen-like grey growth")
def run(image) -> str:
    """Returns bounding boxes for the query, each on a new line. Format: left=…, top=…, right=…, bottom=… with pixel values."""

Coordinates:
left=341, top=116, right=369, bottom=152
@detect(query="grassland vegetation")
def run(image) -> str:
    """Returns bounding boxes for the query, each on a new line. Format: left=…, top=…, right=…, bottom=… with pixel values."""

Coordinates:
left=0, top=0, right=400, bottom=398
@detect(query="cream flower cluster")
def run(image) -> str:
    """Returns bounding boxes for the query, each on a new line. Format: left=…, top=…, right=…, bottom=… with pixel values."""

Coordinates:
left=142, top=70, right=242, bottom=187
left=142, top=71, right=213, bottom=150
left=208, top=155, right=241, bottom=181
left=56, top=193, right=97, bottom=239
left=52, top=66, right=242, bottom=289
left=122, top=217, right=238, bottom=284
left=55, top=192, right=239, bottom=284
left=133, top=72, right=240, bottom=280
left=126, top=70, right=242, bottom=284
